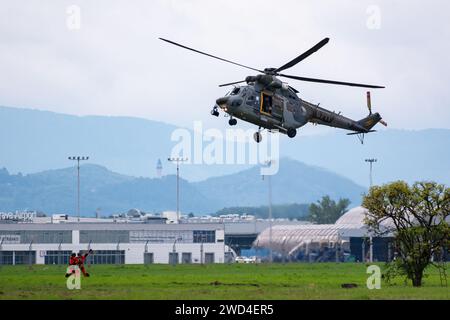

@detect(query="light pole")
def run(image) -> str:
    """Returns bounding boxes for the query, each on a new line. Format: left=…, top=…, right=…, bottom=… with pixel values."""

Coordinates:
left=262, top=160, right=274, bottom=263
left=365, top=158, right=377, bottom=188
left=168, top=157, right=188, bottom=222
left=172, top=239, right=178, bottom=266
left=68, top=156, right=89, bottom=222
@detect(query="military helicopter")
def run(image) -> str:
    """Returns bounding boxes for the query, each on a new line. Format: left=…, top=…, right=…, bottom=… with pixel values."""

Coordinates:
left=160, top=37, right=387, bottom=143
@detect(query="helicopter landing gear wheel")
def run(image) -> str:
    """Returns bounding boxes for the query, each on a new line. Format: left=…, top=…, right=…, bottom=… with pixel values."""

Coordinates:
left=287, top=128, right=297, bottom=138
left=211, top=106, right=219, bottom=117
left=254, top=131, right=262, bottom=143
left=228, top=118, right=237, bottom=126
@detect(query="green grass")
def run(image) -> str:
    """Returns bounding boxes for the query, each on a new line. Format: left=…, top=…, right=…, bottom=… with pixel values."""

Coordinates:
left=0, top=263, right=448, bottom=300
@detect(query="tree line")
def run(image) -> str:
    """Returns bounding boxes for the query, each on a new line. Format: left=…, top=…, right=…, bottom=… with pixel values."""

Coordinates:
left=215, top=196, right=351, bottom=223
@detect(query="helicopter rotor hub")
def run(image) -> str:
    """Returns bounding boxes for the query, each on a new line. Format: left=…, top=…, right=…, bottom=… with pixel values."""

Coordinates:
left=263, top=68, right=278, bottom=75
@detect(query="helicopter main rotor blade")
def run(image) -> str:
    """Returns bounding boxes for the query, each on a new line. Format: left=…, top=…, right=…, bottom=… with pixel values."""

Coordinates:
left=275, top=38, right=330, bottom=73
left=218, top=80, right=247, bottom=87
left=279, top=74, right=385, bottom=89
left=159, top=38, right=264, bottom=73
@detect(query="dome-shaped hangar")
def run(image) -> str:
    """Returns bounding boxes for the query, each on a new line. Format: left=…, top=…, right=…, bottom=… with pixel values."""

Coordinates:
left=255, top=224, right=355, bottom=257
left=254, top=206, right=446, bottom=263
left=335, top=206, right=368, bottom=227
left=254, top=207, right=373, bottom=261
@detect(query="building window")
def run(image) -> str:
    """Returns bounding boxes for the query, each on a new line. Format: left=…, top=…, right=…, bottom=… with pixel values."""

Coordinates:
left=44, top=250, right=72, bottom=265
left=0, top=251, right=36, bottom=265
left=15, top=251, right=36, bottom=265
left=0, top=231, right=71, bottom=244
left=193, top=230, right=215, bottom=243
left=80, top=231, right=129, bottom=243
left=130, top=230, right=191, bottom=243
left=0, top=251, right=14, bottom=265
left=81, top=250, right=125, bottom=264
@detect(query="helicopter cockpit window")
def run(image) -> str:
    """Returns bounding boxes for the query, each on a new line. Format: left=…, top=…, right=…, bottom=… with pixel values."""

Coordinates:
left=246, top=95, right=255, bottom=106
left=231, top=87, right=240, bottom=95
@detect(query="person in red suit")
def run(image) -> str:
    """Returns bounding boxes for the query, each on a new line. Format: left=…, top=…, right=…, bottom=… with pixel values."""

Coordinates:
left=65, top=253, right=79, bottom=278
left=77, top=249, right=93, bottom=277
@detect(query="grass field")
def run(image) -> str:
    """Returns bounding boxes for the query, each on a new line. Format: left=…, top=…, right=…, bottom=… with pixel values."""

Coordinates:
left=0, top=263, right=448, bottom=300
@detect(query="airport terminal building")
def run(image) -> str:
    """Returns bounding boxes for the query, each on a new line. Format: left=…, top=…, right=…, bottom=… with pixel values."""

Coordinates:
left=0, top=211, right=311, bottom=265
left=0, top=221, right=228, bottom=265
left=6, top=207, right=443, bottom=265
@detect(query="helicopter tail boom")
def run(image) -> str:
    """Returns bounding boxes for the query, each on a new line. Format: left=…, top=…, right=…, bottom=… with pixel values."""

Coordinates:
left=356, top=112, right=383, bottom=131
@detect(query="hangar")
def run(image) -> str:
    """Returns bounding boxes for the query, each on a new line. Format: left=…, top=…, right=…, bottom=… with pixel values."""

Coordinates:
left=254, top=207, right=396, bottom=262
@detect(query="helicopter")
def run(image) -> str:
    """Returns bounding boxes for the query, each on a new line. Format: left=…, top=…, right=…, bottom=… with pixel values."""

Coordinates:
left=159, top=37, right=387, bottom=143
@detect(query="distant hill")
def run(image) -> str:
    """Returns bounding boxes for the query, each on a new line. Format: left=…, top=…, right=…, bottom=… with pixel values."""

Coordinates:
left=1, top=106, right=449, bottom=187
left=194, top=158, right=365, bottom=208
left=280, top=128, right=450, bottom=187
left=0, top=106, right=249, bottom=181
left=0, top=159, right=365, bottom=215
left=0, top=164, right=209, bottom=215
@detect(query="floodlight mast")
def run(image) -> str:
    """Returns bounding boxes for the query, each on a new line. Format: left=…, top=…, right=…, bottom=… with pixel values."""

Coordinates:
left=262, top=160, right=275, bottom=263
left=168, top=157, right=188, bottom=222
left=68, top=156, right=89, bottom=222
left=365, top=158, right=377, bottom=188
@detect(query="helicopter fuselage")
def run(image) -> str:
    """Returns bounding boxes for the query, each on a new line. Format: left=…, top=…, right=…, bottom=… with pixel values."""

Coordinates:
left=215, top=84, right=308, bottom=135
left=159, top=37, right=385, bottom=142
left=214, top=80, right=380, bottom=139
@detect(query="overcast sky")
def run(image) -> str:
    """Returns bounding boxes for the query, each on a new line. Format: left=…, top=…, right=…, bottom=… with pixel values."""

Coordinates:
left=1, top=0, right=449, bottom=133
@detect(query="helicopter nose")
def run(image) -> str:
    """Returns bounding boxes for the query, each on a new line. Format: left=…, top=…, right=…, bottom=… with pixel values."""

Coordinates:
left=216, top=96, right=229, bottom=106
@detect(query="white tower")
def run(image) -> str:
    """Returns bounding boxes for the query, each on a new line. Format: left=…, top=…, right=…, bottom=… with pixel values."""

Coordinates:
left=156, top=158, right=163, bottom=178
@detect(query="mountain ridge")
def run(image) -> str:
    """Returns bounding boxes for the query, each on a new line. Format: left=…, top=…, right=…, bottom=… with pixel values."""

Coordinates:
left=1, top=105, right=449, bottom=186
left=0, top=158, right=365, bottom=215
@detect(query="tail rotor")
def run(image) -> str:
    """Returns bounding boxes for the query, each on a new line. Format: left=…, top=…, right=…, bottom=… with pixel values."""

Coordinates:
left=366, top=91, right=387, bottom=127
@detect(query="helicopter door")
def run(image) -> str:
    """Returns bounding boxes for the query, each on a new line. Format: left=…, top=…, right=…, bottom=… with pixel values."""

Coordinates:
left=260, top=92, right=273, bottom=116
